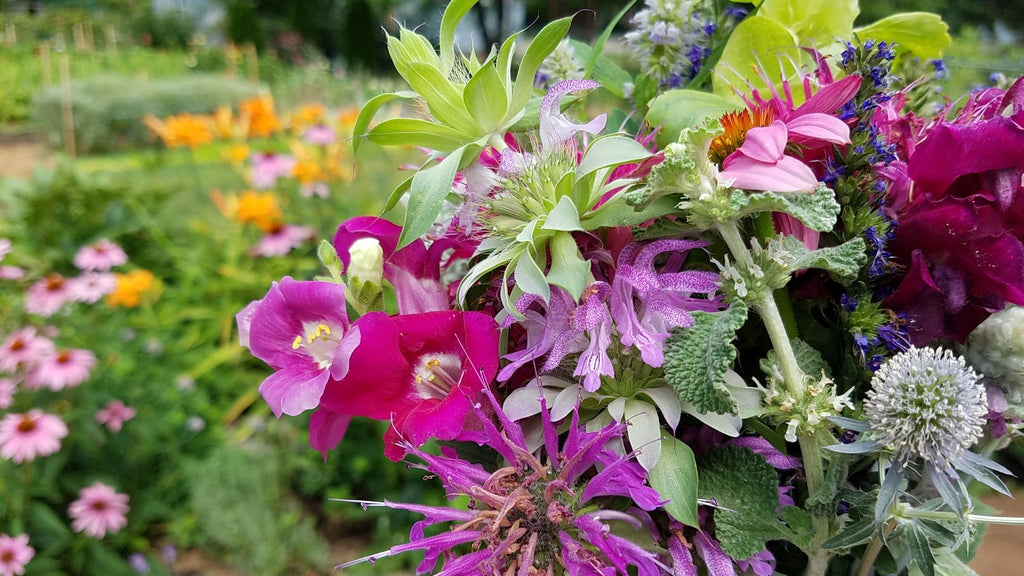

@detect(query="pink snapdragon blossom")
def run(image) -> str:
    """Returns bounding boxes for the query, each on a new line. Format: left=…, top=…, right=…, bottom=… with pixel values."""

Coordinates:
left=0, top=327, right=55, bottom=374
left=95, top=400, right=137, bottom=432
left=0, top=533, right=34, bottom=576
left=73, top=239, right=128, bottom=271
left=26, top=348, right=96, bottom=391
left=24, top=274, right=71, bottom=317
left=0, top=410, right=68, bottom=463
left=240, top=277, right=361, bottom=417
left=68, top=482, right=129, bottom=538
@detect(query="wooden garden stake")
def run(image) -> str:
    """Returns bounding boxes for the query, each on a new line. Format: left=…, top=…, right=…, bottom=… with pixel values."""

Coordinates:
left=105, top=25, right=117, bottom=54
left=60, top=53, right=76, bottom=157
left=4, top=23, right=15, bottom=46
left=85, top=22, right=94, bottom=51
left=246, top=44, right=259, bottom=84
left=225, top=43, right=237, bottom=77
left=40, top=42, right=52, bottom=87
left=73, top=22, right=86, bottom=50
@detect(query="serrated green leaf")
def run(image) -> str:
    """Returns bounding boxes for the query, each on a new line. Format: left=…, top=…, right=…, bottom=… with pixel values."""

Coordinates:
left=575, top=135, right=652, bottom=184
left=649, top=435, right=699, bottom=527
left=545, top=232, right=589, bottom=300
left=646, top=90, right=742, bottom=148
left=465, top=58, right=509, bottom=131
left=367, top=118, right=469, bottom=152
left=399, top=147, right=466, bottom=248
left=784, top=237, right=867, bottom=282
left=514, top=247, right=550, bottom=302
left=583, top=194, right=679, bottom=230
left=935, top=547, right=980, bottom=576
left=697, top=445, right=791, bottom=559
left=352, top=91, right=418, bottom=155
left=905, top=523, right=937, bottom=576
left=854, top=13, right=951, bottom=59
left=542, top=196, right=583, bottom=231
left=664, top=301, right=748, bottom=415
left=712, top=15, right=801, bottom=99
left=510, top=16, right=574, bottom=113
left=736, top=186, right=840, bottom=232
left=822, top=516, right=877, bottom=549
left=779, top=506, right=814, bottom=548
left=761, top=337, right=831, bottom=381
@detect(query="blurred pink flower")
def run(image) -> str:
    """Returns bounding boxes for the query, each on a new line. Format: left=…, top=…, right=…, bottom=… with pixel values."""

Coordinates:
left=95, top=400, right=137, bottom=432
left=0, top=238, right=10, bottom=262
left=24, top=274, right=71, bottom=317
left=250, top=225, right=314, bottom=257
left=0, top=267, right=24, bottom=280
left=26, top=349, right=96, bottom=391
left=73, top=239, right=128, bottom=272
left=303, top=125, right=336, bottom=145
left=250, top=152, right=296, bottom=189
left=68, top=272, right=117, bottom=304
left=0, top=410, right=68, bottom=463
left=0, top=379, right=14, bottom=410
left=0, top=327, right=55, bottom=373
left=68, top=482, right=129, bottom=538
left=0, top=533, right=34, bottom=576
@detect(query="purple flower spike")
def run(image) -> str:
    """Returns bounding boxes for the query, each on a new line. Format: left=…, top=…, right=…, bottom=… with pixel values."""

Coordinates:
left=242, top=277, right=356, bottom=417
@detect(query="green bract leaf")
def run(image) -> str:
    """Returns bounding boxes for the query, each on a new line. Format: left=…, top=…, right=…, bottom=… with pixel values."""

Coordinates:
left=570, top=40, right=634, bottom=99
left=934, top=548, right=980, bottom=576
left=440, top=0, right=479, bottom=74
left=697, top=445, right=795, bottom=559
left=542, top=196, right=583, bottom=232
left=404, top=62, right=477, bottom=133
left=514, top=247, right=551, bottom=302
left=352, top=91, right=418, bottom=155
left=367, top=118, right=470, bottom=153
left=663, top=301, right=748, bottom=415
left=584, top=194, right=679, bottom=230
left=760, top=0, right=858, bottom=48
left=712, top=15, right=800, bottom=100
left=822, top=516, right=877, bottom=549
left=905, top=523, right=937, bottom=576
left=649, top=435, right=699, bottom=528
left=465, top=57, right=509, bottom=131
left=399, top=147, right=467, bottom=248
left=546, top=231, right=590, bottom=300
left=576, top=135, right=652, bottom=184
left=737, top=185, right=841, bottom=232
left=625, top=399, right=663, bottom=470
left=510, top=16, right=574, bottom=113
left=854, top=12, right=951, bottom=59
left=646, top=90, right=742, bottom=148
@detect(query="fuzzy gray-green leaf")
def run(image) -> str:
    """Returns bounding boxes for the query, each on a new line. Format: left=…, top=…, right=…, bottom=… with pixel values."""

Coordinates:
left=663, top=301, right=747, bottom=415
left=737, top=185, right=840, bottom=232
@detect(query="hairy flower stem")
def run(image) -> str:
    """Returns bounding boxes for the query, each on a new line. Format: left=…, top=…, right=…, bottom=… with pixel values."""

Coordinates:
left=717, top=219, right=832, bottom=576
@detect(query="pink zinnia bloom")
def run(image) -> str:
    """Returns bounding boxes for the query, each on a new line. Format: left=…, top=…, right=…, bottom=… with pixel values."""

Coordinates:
left=0, top=327, right=55, bottom=373
left=95, top=400, right=137, bottom=432
left=250, top=224, right=314, bottom=257
left=68, top=482, right=129, bottom=538
left=0, top=266, right=24, bottom=280
left=0, top=410, right=68, bottom=463
left=24, top=274, right=71, bottom=317
left=68, top=272, right=117, bottom=304
left=26, top=348, right=96, bottom=391
left=0, top=533, right=34, bottom=576
left=0, top=379, right=16, bottom=410
left=73, top=239, right=128, bottom=272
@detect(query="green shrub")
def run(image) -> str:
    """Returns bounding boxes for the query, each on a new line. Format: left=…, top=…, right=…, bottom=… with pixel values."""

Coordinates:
left=31, top=74, right=262, bottom=154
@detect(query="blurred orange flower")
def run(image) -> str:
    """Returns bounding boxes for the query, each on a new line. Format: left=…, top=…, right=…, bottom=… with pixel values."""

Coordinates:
left=240, top=95, right=281, bottom=138
left=292, top=160, right=324, bottom=186
left=106, top=270, right=158, bottom=308
left=290, top=103, right=327, bottom=133
left=235, top=191, right=282, bottom=232
left=143, top=113, right=213, bottom=149
left=223, top=144, right=251, bottom=166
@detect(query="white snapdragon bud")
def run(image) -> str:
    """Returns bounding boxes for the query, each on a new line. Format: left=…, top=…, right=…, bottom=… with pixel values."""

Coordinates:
left=345, top=238, right=384, bottom=315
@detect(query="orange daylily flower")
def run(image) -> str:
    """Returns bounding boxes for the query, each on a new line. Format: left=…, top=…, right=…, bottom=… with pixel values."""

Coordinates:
left=106, top=270, right=158, bottom=308
left=235, top=191, right=283, bottom=232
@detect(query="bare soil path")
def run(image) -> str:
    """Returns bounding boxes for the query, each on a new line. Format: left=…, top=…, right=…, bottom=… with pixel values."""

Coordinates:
left=0, top=131, right=53, bottom=179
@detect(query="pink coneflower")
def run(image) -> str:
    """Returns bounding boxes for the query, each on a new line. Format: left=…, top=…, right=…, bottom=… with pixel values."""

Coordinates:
left=250, top=224, right=314, bottom=257
left=303, top=124, right=336, bottom=145
left=26, top=349, right=96, bottom=391
left=0, top=238, right=10, bottom=261
left=95, top=400, right=136, bottom=432
left=0, top=327, right=55, bottom=373
left=0, top=533, right=34, bottom=576
left=68, top=272, right=117, bottom=304
left=0, top=410, right=68, bottom=463
left=68, top=482, right=129, bottom=538
left=0, top=266, right=24, bottom=280
left=73, top=239, right=128, bottom=272
left=24, top=274, right=71, bottom=317
left=0, top=379, right=15, bottom=410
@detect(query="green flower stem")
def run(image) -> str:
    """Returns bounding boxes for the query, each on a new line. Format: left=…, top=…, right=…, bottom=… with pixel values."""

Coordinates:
left=717, top=219, right=831, bottom=576
left=856, top=519, right=896, bottom=576
left=901, top=507, right=1024, bottom=525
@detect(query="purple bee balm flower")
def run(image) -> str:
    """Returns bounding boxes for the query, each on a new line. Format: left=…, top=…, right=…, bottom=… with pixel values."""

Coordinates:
left=539, top=79, right=607, bottom=150
left=338, top=388, right=666, bottom=575
left=611, top=240, right=722, bottom=367
left=543, top=282, right=615, bottom=392
left=240, top=277, right=361, bottom=417
left=497, top=289, right=579, bottom=382
left=314, top=310, right=500, bottom=461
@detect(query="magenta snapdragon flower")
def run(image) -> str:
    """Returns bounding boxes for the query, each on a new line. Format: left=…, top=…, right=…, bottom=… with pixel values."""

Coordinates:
left=0, top=410, right=68, bottom=463
left=240, top=277, right=361, bottom=417
left=26, top=348, right=96, bottom=391
left=95, top=400, right=137, bottom=432
left=0, top=327, right=55, bottom=374
left=73, top=239, right=128, bottom=271
left=339, top=389, right=666, bottom=575
left=315, top=310, right=499, bottom=460
left=68, top=482, right=129, bottom=538
left=0, top=534, right=34, bottom=576
left=24, top=274, right=71, bottom=317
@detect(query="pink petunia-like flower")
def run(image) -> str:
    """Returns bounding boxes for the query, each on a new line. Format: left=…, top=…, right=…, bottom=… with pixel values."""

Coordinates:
left=0, top=533, right=34, bottom=576
left=0, top=327, right=55, bottom=374
left=73, top=239, right=128, bottom=272
left=0, top=410, right=68, bottom=463
left=250, top=224, right=314, bottom=258
left=68, top=482, right=130, bottom=538
left=95, top=400, right=137, bottom=432
left=240, top=277, right=361, bottom=418
left=26, top=348, right=96, bottom=391
left=68, top=272, right=117, bottom=304
left=0, top=379, right=14, bottom=410
left=24, top=274, right=71, bottom=317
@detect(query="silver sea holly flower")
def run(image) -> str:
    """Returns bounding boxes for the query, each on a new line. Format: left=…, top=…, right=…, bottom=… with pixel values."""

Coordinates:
left=829, top=347, right=1013, bottom=522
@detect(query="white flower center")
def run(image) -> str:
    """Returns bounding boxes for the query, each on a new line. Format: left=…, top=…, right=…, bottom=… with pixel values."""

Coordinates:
left=413, top=353, right=462, bottom=399
left=292, top=321, right=343, bottom=369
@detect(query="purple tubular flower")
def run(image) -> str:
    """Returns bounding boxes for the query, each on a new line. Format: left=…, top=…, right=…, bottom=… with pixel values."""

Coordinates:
left=241, top=277, right=359, bottom=417
left=497, top=289, right=578, bottom=381
left=611, top=240, right=722, bottom=367
left=540, top=79, right=607, bottom=150
left=340, top=387, right=665, bottom=575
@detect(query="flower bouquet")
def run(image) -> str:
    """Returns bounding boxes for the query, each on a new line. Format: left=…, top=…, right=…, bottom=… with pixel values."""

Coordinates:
left=237, top=0, right=1024, bottom=574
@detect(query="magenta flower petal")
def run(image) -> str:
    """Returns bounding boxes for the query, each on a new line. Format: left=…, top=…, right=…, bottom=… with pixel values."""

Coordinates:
left=720, top=153, right=819, bottom=193
left=787, top=75, right=861, bottom=118
left=259, top=365, right=331, bottom=417
left=785, top=113, right=851, bottom=146
left=736, top=121, right=787, bottom=163
left=308, top=408, right=352, bottom=459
